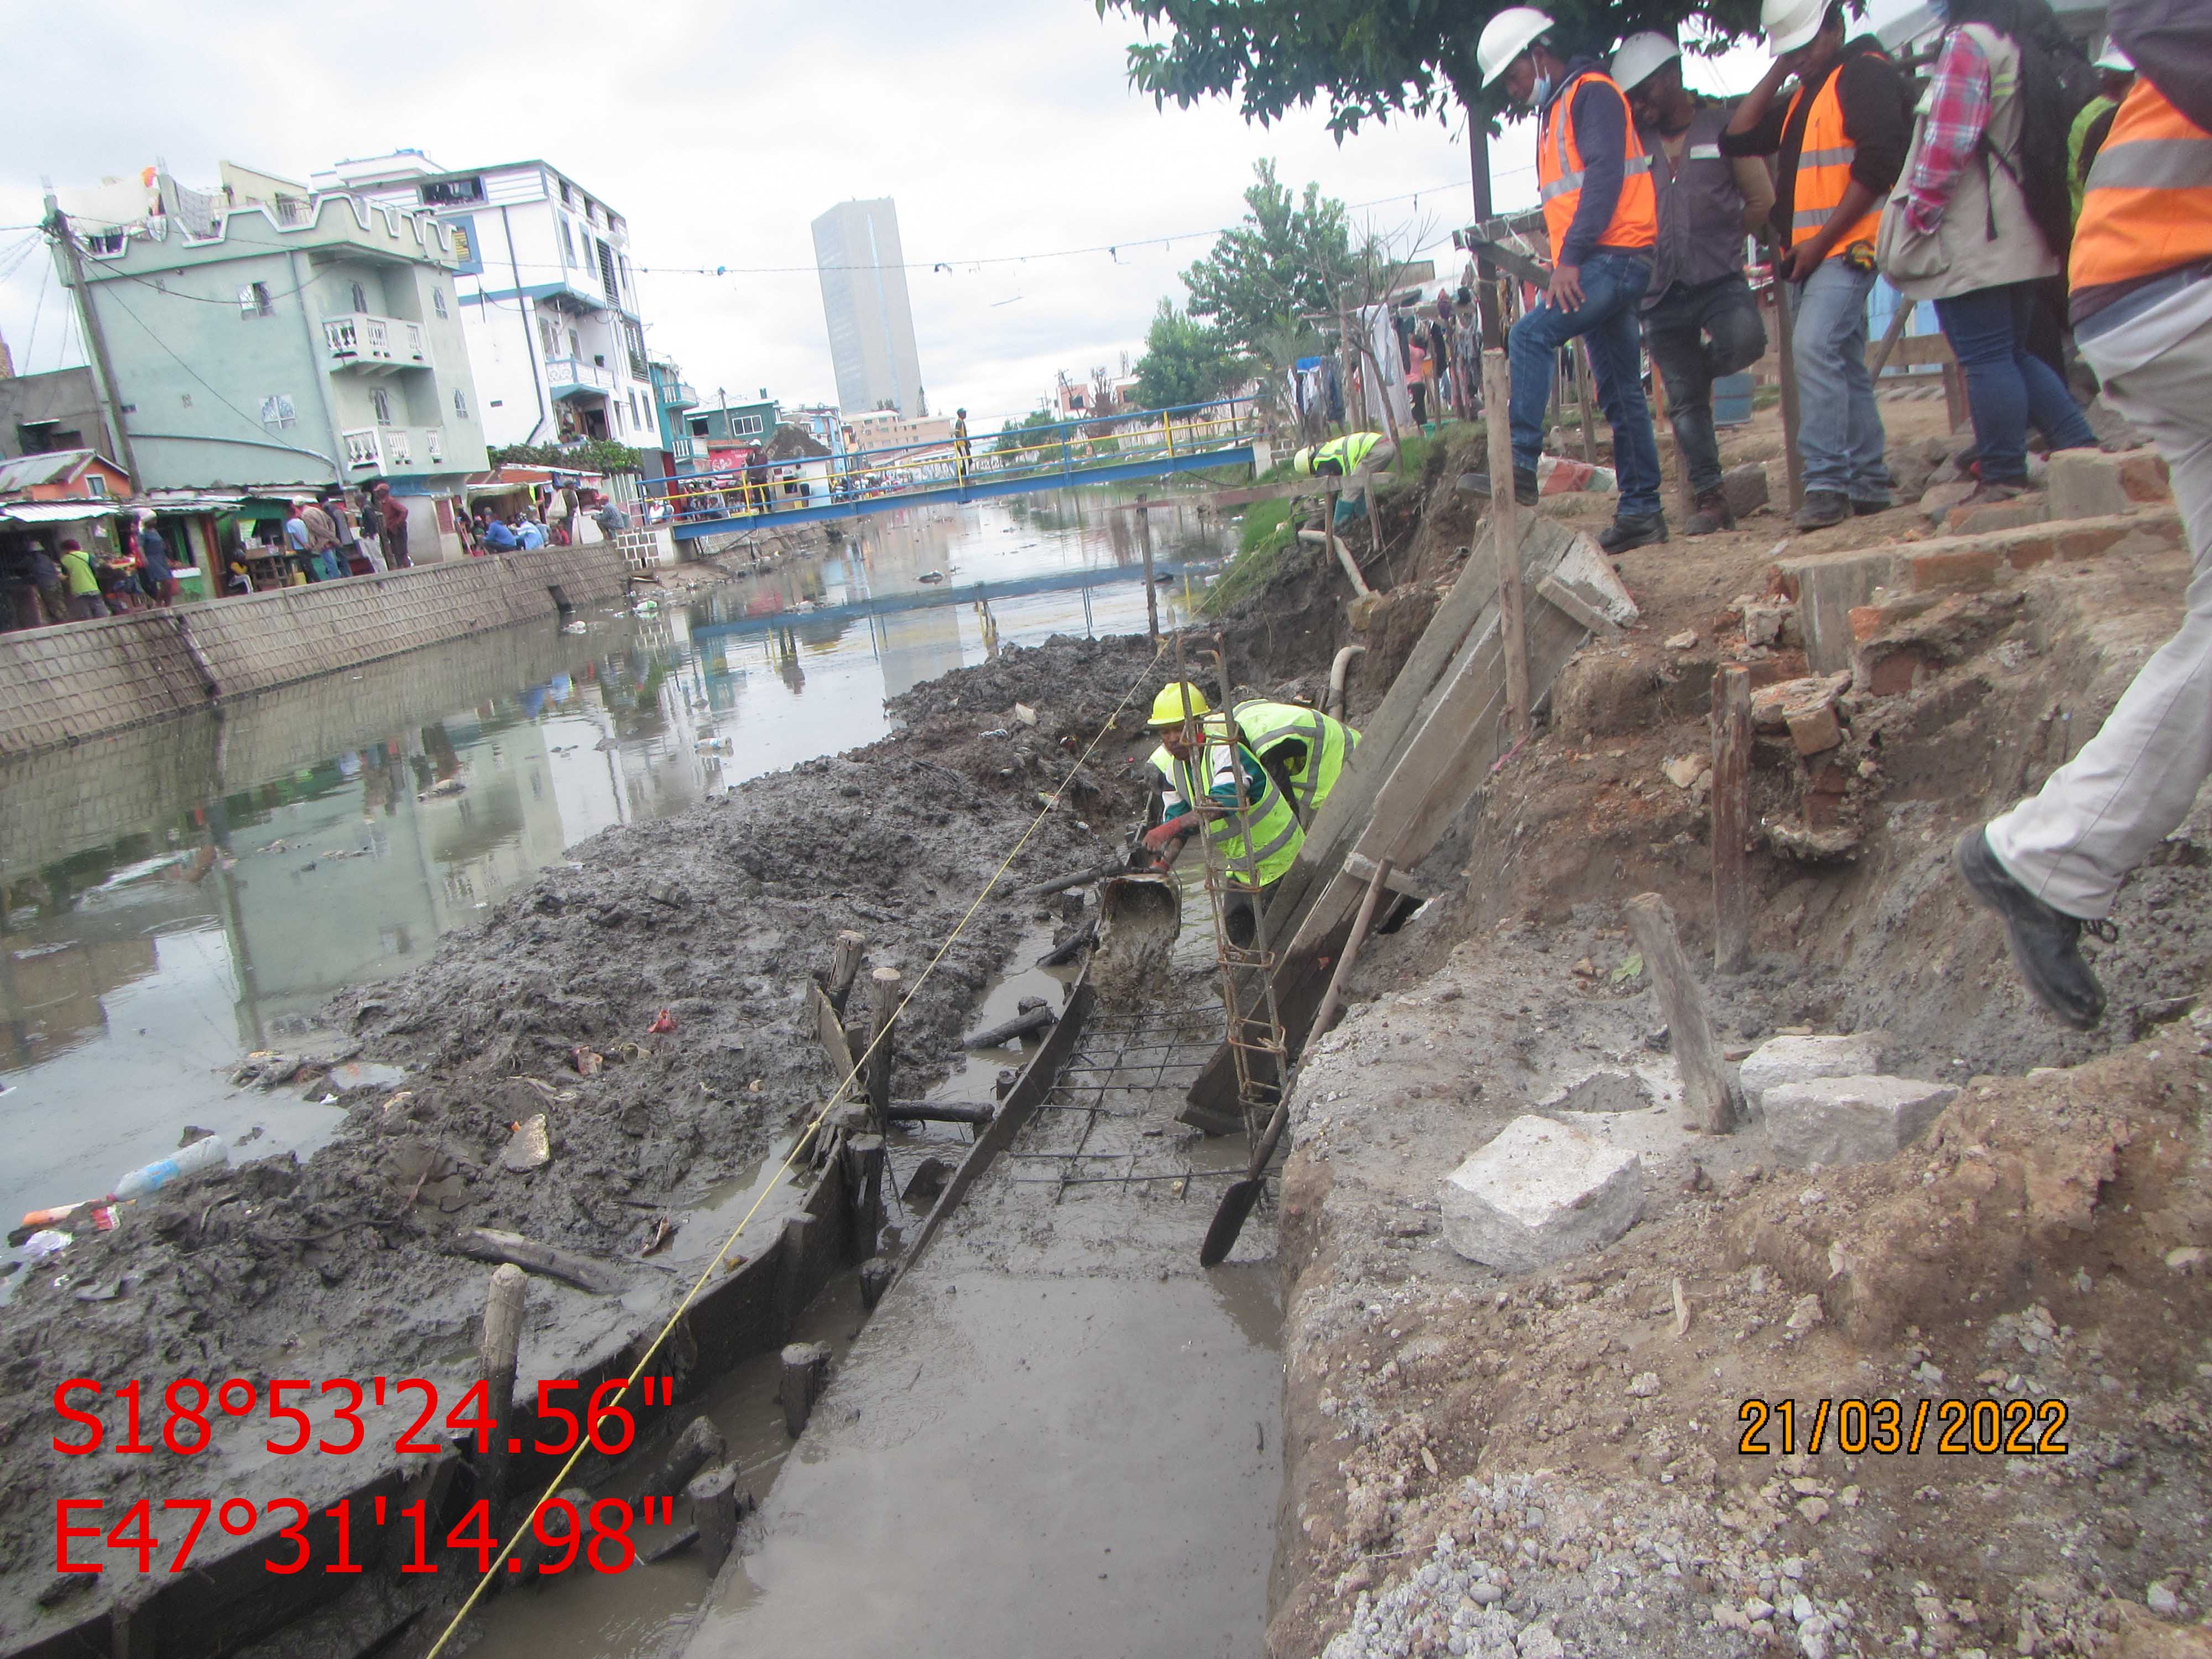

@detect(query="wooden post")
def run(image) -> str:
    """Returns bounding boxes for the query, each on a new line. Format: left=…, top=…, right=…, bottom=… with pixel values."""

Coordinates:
left=775, top=1212, right=814, bottom=1338
left=843, top=1133, right=884, bottom=1261
left=864, top=966, right=901, bottom=1128
left=859, top=1259, right=895, bottom=1311
left=779, top=1342, right=832, bottom=1437
left=1338, top=293, right=1360, bottom=432
left=1573, top=342, right=1598, bottom=465
left=1773, top=281, right=1806, bottom=513
left=478, top=1264, right=527, bottom=1511
left=1623, top=892, right=1735, bottom=1134
left=1711, top=667, right=1754, bottom=975
left=646, top=1416, right=727, bottom=1505
left=1138, top=494, right=1159, bottom=646
left=1481, top=349, right=1532, bottom=741
left=826, top=930, right=865, bottom=1016
left=686, top=1465, right=742, bottom=1573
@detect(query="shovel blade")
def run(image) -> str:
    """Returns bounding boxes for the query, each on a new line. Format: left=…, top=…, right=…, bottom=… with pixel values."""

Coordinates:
left=1199, top=1177, right=1266, bottom=1267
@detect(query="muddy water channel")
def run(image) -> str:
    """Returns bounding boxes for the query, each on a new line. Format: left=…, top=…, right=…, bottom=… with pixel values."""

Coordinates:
left=0, top=492, right=1218, bottom=1255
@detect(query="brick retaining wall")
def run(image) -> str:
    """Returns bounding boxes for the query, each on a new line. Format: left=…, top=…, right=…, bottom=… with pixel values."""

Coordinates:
left=0, top=545, right=630, bottom=759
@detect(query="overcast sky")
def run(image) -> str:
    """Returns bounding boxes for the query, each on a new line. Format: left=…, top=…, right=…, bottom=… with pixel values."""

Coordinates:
left=0, top=0, right=1870, bottom=432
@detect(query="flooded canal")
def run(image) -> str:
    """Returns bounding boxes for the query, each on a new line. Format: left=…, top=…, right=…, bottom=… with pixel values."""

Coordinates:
left=0, top=491, right=1224, bottom=1265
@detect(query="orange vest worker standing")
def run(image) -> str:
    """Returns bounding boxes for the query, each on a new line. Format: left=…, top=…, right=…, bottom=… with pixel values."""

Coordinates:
left=1478, top=7, right=1670, bottom=553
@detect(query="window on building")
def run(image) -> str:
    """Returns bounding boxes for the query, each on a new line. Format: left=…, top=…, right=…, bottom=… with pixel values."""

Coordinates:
left=453, top=388, right=469, bottom=420
left=85, top=231, right=124, bottom=255
left=596, top=240, right=619, bottom=305
left=238, top=281, right=273, bottom=317
left=585, top=199, right=599, bottom=226
left=558, top=216, right=575, bottom=268
left=539, top=317, right=559, bottom=358
left=372, top=387, right=393, bottom=425
left=86, top=475, right=108, bottom=498
left=612, top=402, right=624, bottom=434
left=618, top=253, right=633, bottom=307
left=688, top=415, right=708, bottom=437
left=557, top=178, right=572, bottom=206
left=350, top=280, right=368, bottom=314
left=260, top=393, right=296, bottom=430
left=731, top=413, right=764, bottom=436
left=568, top=327, right=581, bottom=360
left=450, top=223, right=474, bottom=264
left=432, top=288, right=448, bottom=319
left=623, top=319, right=647, bottom=379
left=421, top=176, right=485, bottom=206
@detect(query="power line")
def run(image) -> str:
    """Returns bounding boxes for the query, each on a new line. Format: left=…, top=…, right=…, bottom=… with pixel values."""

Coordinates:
left=100, top=281, right=335, bottom=469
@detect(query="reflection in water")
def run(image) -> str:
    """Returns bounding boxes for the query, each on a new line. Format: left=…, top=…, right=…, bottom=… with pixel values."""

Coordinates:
left=0, top=491, right=1229, bottom=1253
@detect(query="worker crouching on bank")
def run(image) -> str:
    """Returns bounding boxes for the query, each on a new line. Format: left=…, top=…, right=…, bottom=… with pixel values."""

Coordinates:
left=1139, top=682, right=1305, bottom=946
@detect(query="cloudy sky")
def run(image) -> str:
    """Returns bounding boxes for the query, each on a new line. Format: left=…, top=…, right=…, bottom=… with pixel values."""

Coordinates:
left=0, top=0, right=1841, bottom=431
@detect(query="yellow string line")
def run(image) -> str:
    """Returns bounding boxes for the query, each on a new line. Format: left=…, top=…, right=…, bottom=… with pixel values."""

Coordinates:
left=423, top=630, right=1175, bottom=1657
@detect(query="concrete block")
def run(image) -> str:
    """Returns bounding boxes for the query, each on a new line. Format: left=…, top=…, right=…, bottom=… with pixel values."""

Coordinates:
left=1440, top=1115, right=1645, bottom=1271
left=1722, top=462, right=1771, bottom=520
left=1945, top=498, right=2049, bottom=536
left=1762, top=1074, right=1957, bottom=1167
left=1738, top=1032, right=1890, bottom=1112
left=2048, top=447, right=2171, bottom=521
left=1909, top=546, right=2004, bottom=592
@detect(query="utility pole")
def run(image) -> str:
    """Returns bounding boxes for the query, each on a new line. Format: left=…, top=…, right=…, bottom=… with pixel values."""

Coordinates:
left=1467, top=120, right=1505, bottom=353
left=43, top=195, right=140, bottom=486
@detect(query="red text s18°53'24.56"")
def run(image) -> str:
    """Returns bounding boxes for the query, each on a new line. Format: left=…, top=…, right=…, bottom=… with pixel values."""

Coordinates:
left=49, top=1374, right=675, bottom=1457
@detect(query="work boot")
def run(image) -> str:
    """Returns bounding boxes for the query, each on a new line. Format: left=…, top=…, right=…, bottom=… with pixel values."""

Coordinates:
left=1792, top=490, right=1850, bottom=530
left=1455, top=468, right=1541, bottom=507
left=1598, top=512, right=1669, bottom=553
left=1953, top=826, right=2108, bottom=1029
left=1684, top=488, right=1735, bottom=536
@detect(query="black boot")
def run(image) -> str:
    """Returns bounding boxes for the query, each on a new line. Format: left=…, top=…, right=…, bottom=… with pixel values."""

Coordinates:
left=1684, top=488, right=1735, bottom=536
left=1598, top=511, right=1669, bottom=553
left=1455, top=467, right=1541, bottom=507
left=1953, top=826, right=2108, bottom=1029
left=1792, top=489, right=1850, bottom=529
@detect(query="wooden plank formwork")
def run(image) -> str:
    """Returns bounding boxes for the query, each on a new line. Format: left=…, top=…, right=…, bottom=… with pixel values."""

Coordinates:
left=1180, top=512, right=1637, bottom=1131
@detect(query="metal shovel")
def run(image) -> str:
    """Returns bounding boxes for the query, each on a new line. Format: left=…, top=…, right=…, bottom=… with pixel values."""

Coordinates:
left=1200, top=855, right=1394, bottom=1266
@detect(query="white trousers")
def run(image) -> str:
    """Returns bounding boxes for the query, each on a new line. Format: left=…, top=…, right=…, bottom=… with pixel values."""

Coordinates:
left=1987, top=274, right=2212, bottom=917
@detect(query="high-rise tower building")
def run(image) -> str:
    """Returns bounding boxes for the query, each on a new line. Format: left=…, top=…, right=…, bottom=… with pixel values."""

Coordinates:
left=811, top=199, right=924, bottom=418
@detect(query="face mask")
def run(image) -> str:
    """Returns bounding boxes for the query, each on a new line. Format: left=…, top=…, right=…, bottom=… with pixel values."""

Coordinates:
left=1532, top=73, right=1554, bottom=105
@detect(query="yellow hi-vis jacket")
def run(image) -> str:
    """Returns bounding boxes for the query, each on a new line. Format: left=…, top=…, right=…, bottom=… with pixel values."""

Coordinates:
left=1226, top=701, right=1359, bottom=824
left=1147, top=736, right=1304, bottom=888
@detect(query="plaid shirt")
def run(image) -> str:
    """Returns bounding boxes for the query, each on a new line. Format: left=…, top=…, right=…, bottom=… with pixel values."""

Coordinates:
left=1905, top=27, right=1992, bottom=234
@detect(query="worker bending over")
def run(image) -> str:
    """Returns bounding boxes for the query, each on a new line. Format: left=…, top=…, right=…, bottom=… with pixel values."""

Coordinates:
left=1294, top=431, right=1397, bottom=523
left=1139, top=683, right=1305, bottom=945
left=1229, top=698, right=1360, bottom=826
left=1478, top=6, right=1670, bottom=554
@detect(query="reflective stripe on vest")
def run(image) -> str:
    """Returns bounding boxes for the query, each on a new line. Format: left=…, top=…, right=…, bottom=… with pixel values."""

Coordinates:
left=1535, top=71, right=1660, bottom=257
left=1152, top=739, right=1302, bottom=886
left=1230, top=701, right=1357, bottom=821
left=2072, top=82, right=2212, bottom=291
left=1784, top=61, right=1886, bottom=252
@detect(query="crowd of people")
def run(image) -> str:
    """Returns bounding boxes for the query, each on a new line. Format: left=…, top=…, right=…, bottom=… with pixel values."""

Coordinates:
left=3, top=509, right=184, bottom=627
left=1469, top=0, right=2147, bottom=553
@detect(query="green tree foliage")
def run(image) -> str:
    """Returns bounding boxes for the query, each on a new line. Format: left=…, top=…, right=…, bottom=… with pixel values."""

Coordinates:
left=1098, top=0, right=1766, bottom=130
left=1131, top=300, right=1246, bottom=409
left=1181, top=161, right=1361, bottom=355
left=995, top=409, right=1061, bottom=457
left=490, top=439, right=643, bottom=474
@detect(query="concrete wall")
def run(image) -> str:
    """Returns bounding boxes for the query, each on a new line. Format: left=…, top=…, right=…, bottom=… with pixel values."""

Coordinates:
left=0, top=542, right=629, bottom=758
left=0, top=366, right=102, bottom=460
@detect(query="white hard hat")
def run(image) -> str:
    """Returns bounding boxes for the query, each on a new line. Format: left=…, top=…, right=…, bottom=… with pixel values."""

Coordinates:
left=1762, top=0, right=1830, bottom=56
left=1479, top=7, right=1556, bottom=88
left=1611, top=30, right=1681, bottom=92
left=2094, top=41, right=2133, bottom=71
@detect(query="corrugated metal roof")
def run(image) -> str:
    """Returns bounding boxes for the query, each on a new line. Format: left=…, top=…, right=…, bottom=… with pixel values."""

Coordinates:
left=0, top=502, right=121, bottom=524
left=0, top=450, right=102, bottom=492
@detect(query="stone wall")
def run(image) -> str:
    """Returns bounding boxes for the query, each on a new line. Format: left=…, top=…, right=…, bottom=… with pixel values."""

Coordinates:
left=0, top=545, right=630, bottom=759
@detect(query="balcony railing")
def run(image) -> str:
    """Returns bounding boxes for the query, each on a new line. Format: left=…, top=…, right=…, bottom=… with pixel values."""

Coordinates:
left=669, top=436, right=698, bottom=461
left=323, top=313, right=431, bottom=372
left=659, top=377, right=698, bottom=408
left=341, top=425, right=449, bottom=474
left=545, top=356, right=617, bottom=399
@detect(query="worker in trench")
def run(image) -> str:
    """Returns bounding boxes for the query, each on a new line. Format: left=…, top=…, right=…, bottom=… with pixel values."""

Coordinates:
left=1228, top=696, right=1362, bottom=827
left=1138, top=683, right=1306, bottom=946
left=1293, top=431, right=1397, bottom=529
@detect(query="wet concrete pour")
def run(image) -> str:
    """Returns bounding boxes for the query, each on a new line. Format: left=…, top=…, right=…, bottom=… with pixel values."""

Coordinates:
left=683, top=963, right=1283, bottom=1659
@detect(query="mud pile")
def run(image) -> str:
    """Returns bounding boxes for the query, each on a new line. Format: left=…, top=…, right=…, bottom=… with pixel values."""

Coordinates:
left=0, top=640, right=1121, bottom=1634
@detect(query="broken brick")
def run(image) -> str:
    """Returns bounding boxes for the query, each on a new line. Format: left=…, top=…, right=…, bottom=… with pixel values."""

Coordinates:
left=1945, top=499, right=2049, bottom=536
left=1909, top=548, right=2003, bottom=591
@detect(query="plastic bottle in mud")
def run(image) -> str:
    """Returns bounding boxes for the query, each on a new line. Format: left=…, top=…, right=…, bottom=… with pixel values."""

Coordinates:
left=112, top=1135, right=229, bottom=1201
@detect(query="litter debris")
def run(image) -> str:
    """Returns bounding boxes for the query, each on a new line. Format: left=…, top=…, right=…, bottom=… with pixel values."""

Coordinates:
left=571, top=1047, right=605, bottom=1077
left=1014, top=702, right=1039, bottom=726
left=417, top=778, right=467, bottom=801
left=502, top=1114, right=552, bottom=1172
left=648, top=1009, right=679, bottom=1035
left=23, top=1230, right=70, bottom=1260
left=112, top=1135, right=229, bottom=1201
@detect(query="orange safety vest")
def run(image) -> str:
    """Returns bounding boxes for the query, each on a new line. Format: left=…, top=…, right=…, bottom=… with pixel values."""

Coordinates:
left=1785, top=57, right=1886, bottom=255
left=1537, top=71, right=1658, bottom=259
left=2070, top=79, right=2212, bottom=291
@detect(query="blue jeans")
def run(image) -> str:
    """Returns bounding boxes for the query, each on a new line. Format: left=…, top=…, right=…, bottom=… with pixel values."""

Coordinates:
left=1508, top=252, right=1663, bottom=519
left=1787, top=260, right=1890, bottom=503
left=1933, top=281, right=2099, bottom=484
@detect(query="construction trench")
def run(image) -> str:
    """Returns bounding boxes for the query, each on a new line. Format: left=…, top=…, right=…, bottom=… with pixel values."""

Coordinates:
left=4, top=393, right=2212, bottom=1659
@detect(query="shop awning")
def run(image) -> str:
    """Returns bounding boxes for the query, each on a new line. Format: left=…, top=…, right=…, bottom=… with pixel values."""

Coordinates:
left=0, top=502, right=119, bottom=524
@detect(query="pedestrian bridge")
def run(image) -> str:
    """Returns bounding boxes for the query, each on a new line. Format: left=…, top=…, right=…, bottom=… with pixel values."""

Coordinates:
left=644, top=397, right=1263, bottom=541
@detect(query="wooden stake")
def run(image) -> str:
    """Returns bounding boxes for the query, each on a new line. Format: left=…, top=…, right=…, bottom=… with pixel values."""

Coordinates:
left=1480, top=349, right=1532, bottom=740
left=1138, top=494, right=1159, bottom=645
left=864, top=966, right=901, bottom=1127
left=859, top=1259, right=895, bottom=1310
left=843, top=1133, right=885, bottom=1261
left=826, top=930, right=865, bottom=1015
left=646, top=1416, right=727, bottom=1506
left=778, top=1342, right=832, bottom=1437
left=1623, top=892, right=1735, bottom=1134
left=1711, top=666, right=1754, bottom=974
left=1773, top=281, right=1806, bottom=513
left=1573, top=341, right=1598, bottom=465
left=686, top=1465, right=742, bottom=1573
left=478, top=1264, right=528, bottom=1509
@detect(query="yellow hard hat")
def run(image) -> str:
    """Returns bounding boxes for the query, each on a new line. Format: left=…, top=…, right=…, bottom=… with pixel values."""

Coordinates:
left=1148, top=682, right=1210, bottom=728
left=1292, top=447, right=1317, bottom=477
